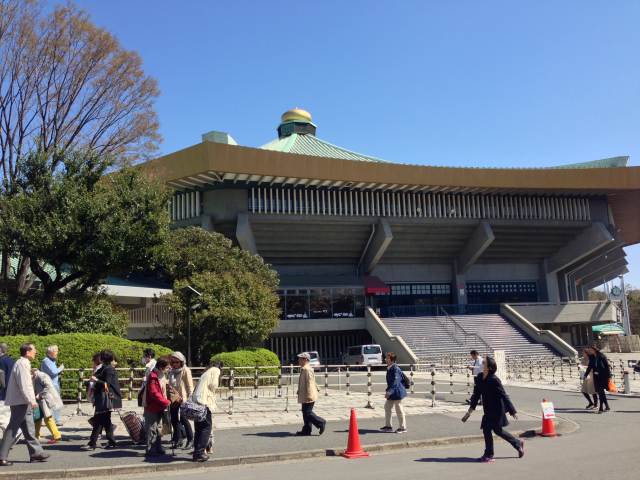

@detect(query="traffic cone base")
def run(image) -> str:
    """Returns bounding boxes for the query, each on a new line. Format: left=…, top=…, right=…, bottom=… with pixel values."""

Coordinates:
left=342, top=408, right=369, bottom=459
left=540, top=417, right=557, bottom=437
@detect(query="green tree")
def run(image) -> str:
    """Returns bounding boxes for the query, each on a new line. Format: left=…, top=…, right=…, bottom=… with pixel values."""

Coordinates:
left=0, top=150, right=170, bottom=299
left=165, top=227, right=280, bottom=364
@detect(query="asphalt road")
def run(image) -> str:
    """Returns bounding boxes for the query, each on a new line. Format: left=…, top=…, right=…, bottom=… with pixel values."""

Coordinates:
left=111, top=386, right=639, bottom=480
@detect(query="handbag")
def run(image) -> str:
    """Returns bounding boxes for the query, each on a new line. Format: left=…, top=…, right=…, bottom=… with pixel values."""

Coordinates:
left=161, top=409, right=172, bottom=436
left=32, top=405, right=42, bottom=422
left=180, top=399, right=207, bottom=422
left=137, top=384, right=146, bottom=408
left=401, top=371, right=411, bottom=389
left=607, top=378, right=618, bottom=393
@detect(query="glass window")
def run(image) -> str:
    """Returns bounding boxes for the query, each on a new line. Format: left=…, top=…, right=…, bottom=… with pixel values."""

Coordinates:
left=285, top=289, right=309, bottom=319
left=332, top=288, right=355, bottom=318
left=310, top=288, right=332, bottom=319
left=363, top=345, right=381, bottom=354
left=354, top=288, right=365, bottom=317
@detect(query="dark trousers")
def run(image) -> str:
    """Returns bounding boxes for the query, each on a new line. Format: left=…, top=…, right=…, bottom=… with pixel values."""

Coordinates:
left=595, top=386, right=609, bottom=410
left=482, top=426, right=520, bottom=457
left=301, top=402, right=325, bottom=434
left=89, top=411, right=115, bottom=446
left=193, top=408, right=212, bottom=457
left=170, top=403, right=193, bottom=444
left=582, top=392, right=598, bottom=406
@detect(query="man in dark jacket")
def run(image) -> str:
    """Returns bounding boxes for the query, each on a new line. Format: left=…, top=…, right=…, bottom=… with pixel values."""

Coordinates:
left=380, top=352, right=407, bottom=433
left=462, top=356, right=524, bottom=463
left=0, top=343, right=15, bottom=402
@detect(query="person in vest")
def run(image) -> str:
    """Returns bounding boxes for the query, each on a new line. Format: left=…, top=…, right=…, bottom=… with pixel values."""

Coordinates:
left=0, top=343, right=49, bottom=466
left=462, top=356, right=524, bottom=463
left=168, top=351, right=194, bottom=449
left=295, top=352, right=326, bottom=436
left=143, top=357, right=171, bottom=457
left=191, top=361, right=221, bottom=462
left=31, top=369, right=64, bottom=443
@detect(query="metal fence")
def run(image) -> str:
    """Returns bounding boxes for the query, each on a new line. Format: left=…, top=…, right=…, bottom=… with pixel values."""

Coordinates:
left=61, top=355, right=637, bottom=417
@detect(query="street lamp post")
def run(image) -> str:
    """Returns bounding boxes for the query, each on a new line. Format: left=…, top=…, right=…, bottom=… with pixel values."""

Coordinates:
left=182, top=285, right=202, bottom=366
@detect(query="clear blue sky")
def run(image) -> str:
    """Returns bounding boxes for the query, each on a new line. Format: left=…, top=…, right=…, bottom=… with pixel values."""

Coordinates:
left=77, top=0, right=639, bottom=287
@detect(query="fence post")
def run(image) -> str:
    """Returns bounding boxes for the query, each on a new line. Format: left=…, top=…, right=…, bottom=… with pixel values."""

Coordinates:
left=550, top=359, right=557, bottom=385
left=128, top=367, right=134, bottom=401
left=449, top=358, right=454, bottom=395
left=466, top=366, right=471, bottom=397
left=410, top=364, right=415, bottom=394
left=228, top=369, right=235, bottom=415
left=529, top=360, right=533, bottom=382
left=346, top=365, right=351, bottom=396
left=324, top=365, right=329, bottom=397
left=254, top=364, right=259, bottom=398
left=75, top=368, right=85, bottom=416
left=430, top=365, right=436, bottom=407
left=365, top=365, right=373, bottom=409
left=277, top=367, right=283, bottom=398
left=559, top=358, right=566, bottom=383
left=537, top=360, right=544, bottom=381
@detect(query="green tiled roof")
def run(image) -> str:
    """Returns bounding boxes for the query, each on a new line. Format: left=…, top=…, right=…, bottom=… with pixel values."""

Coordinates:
left=261, top=133, right=387, bottom=163
left=550, top=156, right=629, bottom=169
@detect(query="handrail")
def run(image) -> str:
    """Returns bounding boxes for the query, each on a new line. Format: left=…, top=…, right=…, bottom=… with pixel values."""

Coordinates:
left=438, top=306, right=493, bottom=354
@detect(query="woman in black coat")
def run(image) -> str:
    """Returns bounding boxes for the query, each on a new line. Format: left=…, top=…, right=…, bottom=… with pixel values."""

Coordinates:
left=82, top=350, right=122, bottom=450
left=583, top=345, right=611, bottom=413
left=462, top=356, right=524, bottom=463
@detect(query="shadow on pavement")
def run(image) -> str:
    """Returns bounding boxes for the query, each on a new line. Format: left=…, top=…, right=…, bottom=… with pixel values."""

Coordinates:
left=242, top=431, right=295, bottom=438
left=415, top=456, right=511, bottom=463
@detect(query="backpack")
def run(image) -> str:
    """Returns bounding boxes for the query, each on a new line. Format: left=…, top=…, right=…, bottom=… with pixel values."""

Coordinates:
left=401, top=370, right=411, bottom=389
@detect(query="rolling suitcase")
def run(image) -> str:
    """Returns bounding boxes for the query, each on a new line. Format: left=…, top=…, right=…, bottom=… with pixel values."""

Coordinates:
left=120, top=411, right=145, bottom=444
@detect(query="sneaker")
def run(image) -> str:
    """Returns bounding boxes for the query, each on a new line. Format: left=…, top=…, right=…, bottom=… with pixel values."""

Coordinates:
left=478, top=455, right=495, bottom=463
left=80, top=444, right=96, bottom=451
left=380, top=426, right=393, bottom=432
left=395, top=427, right=407, bottom=434
left=518, top=440, right=525, bottom=458
left=193, top=454, right=209, bottom=462
left=47, top=438, right=61, bottom=445
left=29, top=453, right=50, bottom=463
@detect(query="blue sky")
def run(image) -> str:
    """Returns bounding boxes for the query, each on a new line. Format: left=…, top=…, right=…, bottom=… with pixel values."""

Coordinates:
left=76, top=0, right=639, bottom=287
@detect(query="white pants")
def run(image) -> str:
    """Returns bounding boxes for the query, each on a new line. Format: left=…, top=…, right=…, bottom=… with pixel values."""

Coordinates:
left=384, top=399, right=406, bottom=429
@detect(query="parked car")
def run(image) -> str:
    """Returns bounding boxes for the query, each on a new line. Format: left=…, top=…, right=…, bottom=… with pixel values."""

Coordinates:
left=342, top=344, right=383, bottom=366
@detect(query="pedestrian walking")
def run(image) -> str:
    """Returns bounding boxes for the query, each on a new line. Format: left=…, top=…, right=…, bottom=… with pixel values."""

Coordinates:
left=461, top=356, right=524, bottom=463
left=31, top=369, right=63, bottom=444
left=380, top=352, right=407, bottom=433
left=168, top=351, right=194, bottom=449
left=40, top=346, right=64, bottom=426
left=465, top=350, right=484, bottom=404
left=142, top=356, right=171, bottom=457
left=583, top=345, right=611, bottom=413
left=295, top=352, right=326, bottom=436
left=0, top=343, right=49, bottom=466
left=191, top=361, right=221, bottom=462
left=0, top=344, right=15, bottom=402
left=142, top=348, right=157, bottom=379
left=82, top=350, right=122, bottom=450
left=579, top=351, right=598, bottom=409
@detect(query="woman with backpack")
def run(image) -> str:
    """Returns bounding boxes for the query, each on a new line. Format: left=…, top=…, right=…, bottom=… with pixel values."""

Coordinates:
left=380, top=352, right=407, bottom=434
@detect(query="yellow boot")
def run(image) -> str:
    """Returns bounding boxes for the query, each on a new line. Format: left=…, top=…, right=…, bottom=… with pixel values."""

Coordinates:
left=44, top=416, right=62, bottom=443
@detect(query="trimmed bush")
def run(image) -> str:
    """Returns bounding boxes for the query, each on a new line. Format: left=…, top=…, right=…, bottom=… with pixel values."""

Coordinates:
left=210, top=348, right=280, bottom=386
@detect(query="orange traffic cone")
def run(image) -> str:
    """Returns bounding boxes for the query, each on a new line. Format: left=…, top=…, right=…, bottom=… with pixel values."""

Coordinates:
left=540, top=398, right=557, bottom=437
left=342, top=408, right=369, bottom=459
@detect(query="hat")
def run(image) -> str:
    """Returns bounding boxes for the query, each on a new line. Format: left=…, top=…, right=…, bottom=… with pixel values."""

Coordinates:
left=170, top=351, right=186, bottom=364
left=297, top=352, right=311, bottom=360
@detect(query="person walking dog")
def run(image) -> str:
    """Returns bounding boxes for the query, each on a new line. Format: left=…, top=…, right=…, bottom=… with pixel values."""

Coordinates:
left=0, top=343, right=49, bottom=466
left=461, top=356, right=524, bottom=463
left=295, top=352, right=326, bottom=436
left=380, top=352, right=407, bottom=433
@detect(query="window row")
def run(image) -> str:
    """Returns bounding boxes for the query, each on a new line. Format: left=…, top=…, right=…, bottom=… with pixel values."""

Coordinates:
left=277, top=288, right=365, bottom=320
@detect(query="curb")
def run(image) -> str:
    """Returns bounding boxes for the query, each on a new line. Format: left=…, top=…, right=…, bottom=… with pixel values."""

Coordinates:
left=0, top=416, right=578, bottom=480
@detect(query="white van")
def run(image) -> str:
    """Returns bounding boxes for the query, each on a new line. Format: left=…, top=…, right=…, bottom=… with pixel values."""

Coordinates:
left=342, top=345, right=383, bottom=366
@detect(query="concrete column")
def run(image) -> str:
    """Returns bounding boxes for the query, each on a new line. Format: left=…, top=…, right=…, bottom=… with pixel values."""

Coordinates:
left=200, top=215, right=214, bottom=231
left=546, top=222, right=614, bottom=274
left=361, top=218, right=393, bottom=274
left=235, top=213, right=257, bottom=255
left=541, top=259, right=560, bottom=303
left=456, top=221, right=494, bottom=274
left=453, top=261, right=467, bottom=305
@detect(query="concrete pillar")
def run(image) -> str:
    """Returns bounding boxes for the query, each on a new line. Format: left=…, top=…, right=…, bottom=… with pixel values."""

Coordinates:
left=361, top=218, right=393, bottom=274
left=542, top=259, right=560, bottom=303
left=456, top=221, right=494, bottom=274
left=235, top=213, right=257, bottom=254
left=546, top=222, right=614, bottom=274
left=453, top=261, right=467, bottom=305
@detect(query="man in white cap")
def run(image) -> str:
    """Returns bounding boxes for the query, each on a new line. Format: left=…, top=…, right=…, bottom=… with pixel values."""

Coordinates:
left=295, top=352, right=326, bottom=436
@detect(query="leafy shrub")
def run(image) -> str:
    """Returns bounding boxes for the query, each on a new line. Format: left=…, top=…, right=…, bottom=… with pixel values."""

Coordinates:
left=0, top=333, right=172, bottom=399
left=211, top=348, right=280, bottom=387
left=0, top=293, right=128, bottom=336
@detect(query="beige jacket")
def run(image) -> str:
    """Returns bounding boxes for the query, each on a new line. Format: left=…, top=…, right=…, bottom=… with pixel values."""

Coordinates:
left=297, top=364, right=319, bottom=404
left=168, top=366, right=194, bottom=400
left=5, top=357, right=36, bottom=406
left=193, top=367, right=220, bottom=412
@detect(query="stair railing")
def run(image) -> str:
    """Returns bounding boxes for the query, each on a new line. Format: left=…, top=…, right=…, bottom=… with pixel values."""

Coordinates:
left=437, top=306, right=493, bottom=355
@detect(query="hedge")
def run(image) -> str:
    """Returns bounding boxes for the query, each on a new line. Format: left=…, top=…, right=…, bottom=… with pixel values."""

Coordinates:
left=0, top=333, right=172, bottom=370
left=210, top=348, right=280, bottom=386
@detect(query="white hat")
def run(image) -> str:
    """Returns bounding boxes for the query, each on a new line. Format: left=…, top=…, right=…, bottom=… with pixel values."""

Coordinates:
left=297, top=352, right=311, bottom=360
